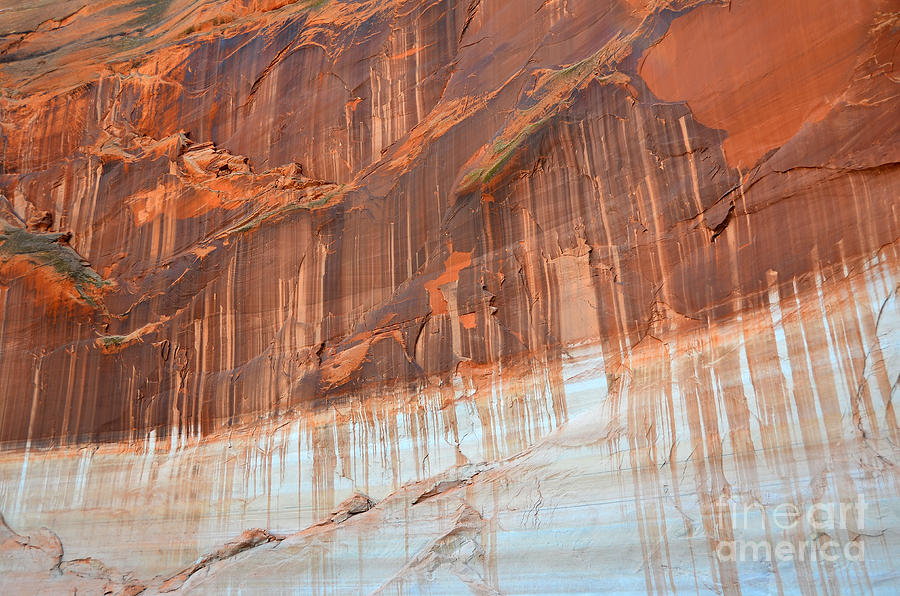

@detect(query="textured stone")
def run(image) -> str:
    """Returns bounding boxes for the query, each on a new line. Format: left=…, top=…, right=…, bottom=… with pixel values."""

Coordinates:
left=0, top=0, right=898, bottom=593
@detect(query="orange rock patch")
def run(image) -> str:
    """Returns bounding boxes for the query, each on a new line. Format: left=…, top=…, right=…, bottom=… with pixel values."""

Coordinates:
left=424, top=250, right=472, bottom=315
left=639, top=0, right=881, bottom=169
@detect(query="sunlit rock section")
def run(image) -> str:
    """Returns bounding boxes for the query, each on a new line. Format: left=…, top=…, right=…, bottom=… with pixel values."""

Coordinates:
left=0, top=0, right=898, bottom=594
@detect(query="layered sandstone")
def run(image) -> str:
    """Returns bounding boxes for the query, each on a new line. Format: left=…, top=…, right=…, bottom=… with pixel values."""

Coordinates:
left=0, top=0, right=898, bottom=593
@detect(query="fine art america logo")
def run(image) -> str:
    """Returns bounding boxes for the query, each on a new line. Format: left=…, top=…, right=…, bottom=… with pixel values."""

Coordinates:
left=716, top=494, right=868, bottom=563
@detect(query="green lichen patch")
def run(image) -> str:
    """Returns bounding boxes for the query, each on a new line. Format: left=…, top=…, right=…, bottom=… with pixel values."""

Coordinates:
left=95, top=319, right=167, bottom=353
left=461, top=51, right=619, bottom=191
left=96, top=333, right=130, bottom=353
left=225, top=184, right=345, bottom=236
left=464, top=116, right=552, bottom=186
left=101, top=335, right=126, bottom=347
left=0, top=223, right=110, bottom=307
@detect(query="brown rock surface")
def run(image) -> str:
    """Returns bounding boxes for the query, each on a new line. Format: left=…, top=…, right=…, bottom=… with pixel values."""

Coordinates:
left=0, top=0, right=898, bottom=593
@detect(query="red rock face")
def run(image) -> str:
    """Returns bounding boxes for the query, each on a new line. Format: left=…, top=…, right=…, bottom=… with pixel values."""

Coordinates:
left=0, top=0, right=898, bottom=593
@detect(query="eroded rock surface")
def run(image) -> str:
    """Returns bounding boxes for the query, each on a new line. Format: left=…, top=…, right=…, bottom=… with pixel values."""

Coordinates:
left=0, top=0, right=898, bottom=593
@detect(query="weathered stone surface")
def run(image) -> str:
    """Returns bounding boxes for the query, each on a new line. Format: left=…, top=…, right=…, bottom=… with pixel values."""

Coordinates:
left=0, top=0, right=898, bottom=593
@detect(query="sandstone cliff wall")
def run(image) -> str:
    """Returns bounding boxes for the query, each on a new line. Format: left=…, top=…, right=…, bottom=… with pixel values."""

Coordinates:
left=0, top=1, right=898, bottom=593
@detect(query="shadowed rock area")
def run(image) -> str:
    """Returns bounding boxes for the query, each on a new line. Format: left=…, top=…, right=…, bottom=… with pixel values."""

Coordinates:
left=0, top=0, right=898, bottom=593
